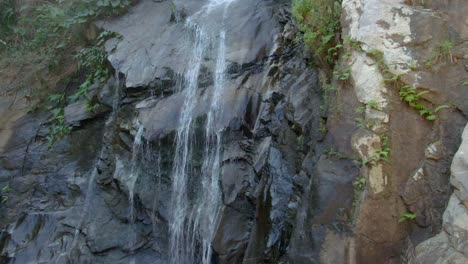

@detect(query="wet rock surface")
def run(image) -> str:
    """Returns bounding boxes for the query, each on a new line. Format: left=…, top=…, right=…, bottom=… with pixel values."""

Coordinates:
left=0, top=0, right=353, bottom=263
left=0, top=0, right=466, bottom=263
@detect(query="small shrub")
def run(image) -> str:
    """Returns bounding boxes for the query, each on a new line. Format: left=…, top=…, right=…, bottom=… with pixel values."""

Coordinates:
left=353, top=176, right=366, bottom=191
left=292, top=0, right=342, bottom=68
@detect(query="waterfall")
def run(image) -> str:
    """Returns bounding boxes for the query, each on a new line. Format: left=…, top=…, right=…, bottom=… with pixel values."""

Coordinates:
left=169, top=25, right=208, bottom=264
left=168, top=1, right=233, bottom=263
left=197, top=29, right=227, bottom=264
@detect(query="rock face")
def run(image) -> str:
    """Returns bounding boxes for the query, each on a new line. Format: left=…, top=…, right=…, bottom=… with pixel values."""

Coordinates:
left=0, top=0, right=466, bottom=263
left=0, top=0, right=334, bottom=263
left=337, top=0, right=468, bottom=263
left=412, top=125, right=468, bottom=264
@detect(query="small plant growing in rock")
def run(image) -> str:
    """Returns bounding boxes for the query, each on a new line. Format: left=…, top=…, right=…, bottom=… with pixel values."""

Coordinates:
left=47, top=94, right=71, bottom=148
left=355, top=106, right=366, bottom=114
left=1, top=185, right=11, bottom=203
left=355, top=117, right=367, bottom=129
left=383, top=73, right=402, bottom=84
left=366, top=49, right=386, bottom=71
left=399, top=85, right=450, bottom=121
left=436, top=40, right=454, bottom=62
left=353, top=176, right=366, bottom=192
left=343, top=37, right=363, bottom=52
left=333, top=66, right=351, bottom=81
left=367, top=100, right=379, bottom=110
left=399, top=212, right=416, bottom=222
left=407, top=60, right=418, bottom=70
left=425, top=40, right=455, bottom=67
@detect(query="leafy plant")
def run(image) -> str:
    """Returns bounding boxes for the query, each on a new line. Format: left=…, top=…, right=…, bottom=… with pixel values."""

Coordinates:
left=367, top=100, right=379, bottom=110
left=47, top=93, right=71, bottom=148
left=399, top=212, right=416, bottom=222
left=355, top=117, right=367, bottom=129
left=1, top=185, right=11, bottom=203
left=333, top=66, right=351, bottom=81
left=1, top=0, right=130, bottom=83
left=375, top=135, right=391, bottom=162
left=292, top=0, right=342, bottom=68
left=425, top=40, right=454, bottom=67
left=366, top=49, right=386, bottom=71
left=399, top=85, right=450, bottom=121
left=384, top=73, right=402, bottom=84
left=343, top=37, right=363, bottom=52
left=353, top=176, right=366, bottom=192
left=436, top=40, right=454, bottom=61
left=355, top=106, right=366, bottom=114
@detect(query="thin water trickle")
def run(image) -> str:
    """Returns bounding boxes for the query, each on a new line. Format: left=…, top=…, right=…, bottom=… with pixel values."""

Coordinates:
left=151, top=141, right=162, bottom=235
left=59, top=72, right=122, bottom=263
left=127, top=124, right=145, bottom=264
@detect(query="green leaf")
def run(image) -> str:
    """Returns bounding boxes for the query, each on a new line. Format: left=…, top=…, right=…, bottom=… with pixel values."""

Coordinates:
left=399, top=212, right=416, bottom=222
left=434, top=104, right=449, bottom=113
left=49, top=93, right=64, bottom=102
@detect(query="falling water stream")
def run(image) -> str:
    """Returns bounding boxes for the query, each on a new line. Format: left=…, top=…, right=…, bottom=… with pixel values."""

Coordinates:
left=128, top=124, right=144, bottom=264
left=169, top=1, right=234, bottom=263
left=169, top=24, right=207, bottom=264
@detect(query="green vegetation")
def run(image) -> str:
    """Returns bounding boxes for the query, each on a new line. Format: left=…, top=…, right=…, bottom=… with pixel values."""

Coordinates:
left=351, top=175, right=366, bottom=223
left=354, top=101, right=382, bottom=129
left=353, top=176, right=366, bottom=192
left=1, top=185, right=11, bottom=203
left=333, top=66, right=351, bottom=81
left=320, top=84, right=337, bottom=111
left=355, top=107, right=366, bottom=114
left=47, top=94, right=71, bottom=147
left=0, top=0, right=16, bottom=42
left=359, top=135, right=391, bottom=167
left=1, top=1, right=131, bottom=147
left=365, top=49, right=451, bottom=122
left=399, top=212, right=416, bottom=222
left=399, top=85, right=450, bottom=121
left=425, top=40, right=454, bottom=67
left=343, top=37, right=363, bottom=52
left=292, top=0, right=342, bottom=68
left=1, top=0, right=130, bottom=71
left=375, top=135, right=390, bottom=162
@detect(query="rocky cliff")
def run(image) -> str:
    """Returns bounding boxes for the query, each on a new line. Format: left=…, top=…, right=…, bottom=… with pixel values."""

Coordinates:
left=0, top=0, right=466, bottom=264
